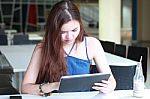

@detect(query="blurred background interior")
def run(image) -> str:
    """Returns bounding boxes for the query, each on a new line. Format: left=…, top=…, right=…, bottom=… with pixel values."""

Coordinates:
left=0, top=0, right=150, bottom=92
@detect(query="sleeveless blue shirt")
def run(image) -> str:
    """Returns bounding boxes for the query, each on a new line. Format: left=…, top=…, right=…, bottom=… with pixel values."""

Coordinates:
left=65, top=37, right=91, bottom=75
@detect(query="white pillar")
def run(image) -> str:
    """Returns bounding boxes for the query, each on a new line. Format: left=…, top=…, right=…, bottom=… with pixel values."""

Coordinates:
left=99, top=0, right=121, bottom=44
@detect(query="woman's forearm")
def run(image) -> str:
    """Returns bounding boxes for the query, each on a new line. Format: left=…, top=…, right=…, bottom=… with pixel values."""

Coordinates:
left=21, top=83, right=41, bottom=95
left=21, top=82, right=59, bottom=95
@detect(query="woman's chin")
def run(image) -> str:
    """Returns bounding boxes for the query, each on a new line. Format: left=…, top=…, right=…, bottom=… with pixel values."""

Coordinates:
left=64, top=40, right=74, bottom=45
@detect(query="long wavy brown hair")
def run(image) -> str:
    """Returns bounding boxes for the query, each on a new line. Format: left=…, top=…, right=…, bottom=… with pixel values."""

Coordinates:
left=36, top=0, right=86, bottom=83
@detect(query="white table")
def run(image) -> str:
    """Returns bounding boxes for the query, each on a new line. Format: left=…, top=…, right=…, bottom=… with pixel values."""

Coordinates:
left=105, top=52, right=137, bottom=66
left=0, top=89, right=150, bottom=99
left=0, top=45, right=35, bottom=90
left=28, top=34, right=43, bottom=41
left=0, top=45, right=35, bottom=72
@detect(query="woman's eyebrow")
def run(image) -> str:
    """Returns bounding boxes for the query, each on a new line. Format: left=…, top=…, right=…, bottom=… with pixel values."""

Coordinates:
left=72, top=27, right=78, bottom=30
left=61, top=27, right=78, bottom=32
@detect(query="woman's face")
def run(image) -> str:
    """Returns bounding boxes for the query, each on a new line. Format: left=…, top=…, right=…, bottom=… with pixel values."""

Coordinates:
left=61, top=20, right=80, bottom=45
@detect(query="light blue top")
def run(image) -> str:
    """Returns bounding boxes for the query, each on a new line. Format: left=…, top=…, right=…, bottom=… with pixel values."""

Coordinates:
left=65, top=37, right=91, bottom=75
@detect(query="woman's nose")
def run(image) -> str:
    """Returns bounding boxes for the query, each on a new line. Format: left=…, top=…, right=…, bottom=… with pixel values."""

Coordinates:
left=66, top=32, right=72, bottom=39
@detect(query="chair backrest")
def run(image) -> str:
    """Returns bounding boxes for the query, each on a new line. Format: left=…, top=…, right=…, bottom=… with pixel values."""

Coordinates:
left=0, top=29, right=5, bottom=35
left=90, top=65, right=98, bottom=74
left=127, top=46, right=149, bottom=82
left=100, top=40, right=115, bottom=54
left=0, top=35, right=7, bottom=45
left=13, top=34, right=30, bottom=45
left=114, top=44, right=127, bottom=58
left=29, top=40, right=41, bottom=44
left=90, top=64, right=136, bottom=90
left=110, top=65, right=136, bottom=90
left=0, top=52, right=19, bottom=95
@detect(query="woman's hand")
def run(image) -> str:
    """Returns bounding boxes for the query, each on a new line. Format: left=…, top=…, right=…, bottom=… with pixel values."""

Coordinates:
left=92, top=79, right=115, bottom=93
left=42, top=82, right=60, bottom=93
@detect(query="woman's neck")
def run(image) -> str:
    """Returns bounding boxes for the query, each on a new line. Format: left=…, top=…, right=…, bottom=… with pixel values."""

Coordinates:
left=63, top=42, right=76, bottom=55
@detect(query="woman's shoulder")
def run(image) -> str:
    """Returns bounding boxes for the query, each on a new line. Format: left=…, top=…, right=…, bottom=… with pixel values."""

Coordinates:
left=34, top=42, right=44, bottom=52
left=85, top=36, right=100, bottom=45
left=36, top=42, right=43, bottom=47
left=85, top=36, right=101, bottom=50
left=84, top=36, right=102, bottom=58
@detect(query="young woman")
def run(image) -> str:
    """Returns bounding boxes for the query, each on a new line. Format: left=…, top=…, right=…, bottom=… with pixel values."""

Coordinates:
left=21, top=0, right=116, bottom=96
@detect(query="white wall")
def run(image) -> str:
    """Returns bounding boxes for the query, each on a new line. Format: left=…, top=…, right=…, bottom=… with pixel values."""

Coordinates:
left=99, top=0, right=121, bottom=44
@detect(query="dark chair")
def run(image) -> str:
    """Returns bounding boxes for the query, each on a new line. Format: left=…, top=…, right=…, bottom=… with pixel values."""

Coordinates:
left=29, top=40, right=41, bottom=44
left=90, top=65, right=98, bottom=74
left=114, top=44, right=127, bottom=58
left=100, top=40, right=115, bottom=54
left=13, top=34, right=30, bottom=45
left=110, top=65, right=136, bottom=90
left=127, top=46, right=149, bottom=82
left=99, top=40, right=105, bottom=46
left=0, top=52, right=19, bottom=95
left=90, top=65, right=136, bottom=90
left=0, top=35, right=8, bottom=45
left=0, top=29, right=5, bottom=35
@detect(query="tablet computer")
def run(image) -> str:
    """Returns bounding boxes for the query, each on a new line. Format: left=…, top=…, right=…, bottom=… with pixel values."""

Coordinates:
left=58, top=73, right=110, bottom=93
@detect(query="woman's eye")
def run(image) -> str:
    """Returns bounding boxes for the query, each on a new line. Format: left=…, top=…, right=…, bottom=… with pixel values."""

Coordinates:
left=72, top=28, right=77, bottom=32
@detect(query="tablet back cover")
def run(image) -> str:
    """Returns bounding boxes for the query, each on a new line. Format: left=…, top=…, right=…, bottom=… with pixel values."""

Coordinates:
left=58, top=73, right=110, bottom=93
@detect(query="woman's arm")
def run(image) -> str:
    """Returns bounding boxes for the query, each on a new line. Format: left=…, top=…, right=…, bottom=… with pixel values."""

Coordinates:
left=21, top=44, right=59, bottom=95
left=88, top=37, right=116, bottom=93
left=21, top=82, right=59, bottom=95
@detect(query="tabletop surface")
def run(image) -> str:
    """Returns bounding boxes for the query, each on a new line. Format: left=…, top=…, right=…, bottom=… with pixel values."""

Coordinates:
left=28, top=34, right=43, bottom=40
left=0, top=45, right=35, bottom=72
left=0, top=89, right=150, bottom=99
left=105, top=52, right=137, bottom=66
left=0, top=45, right=137, bottom=72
